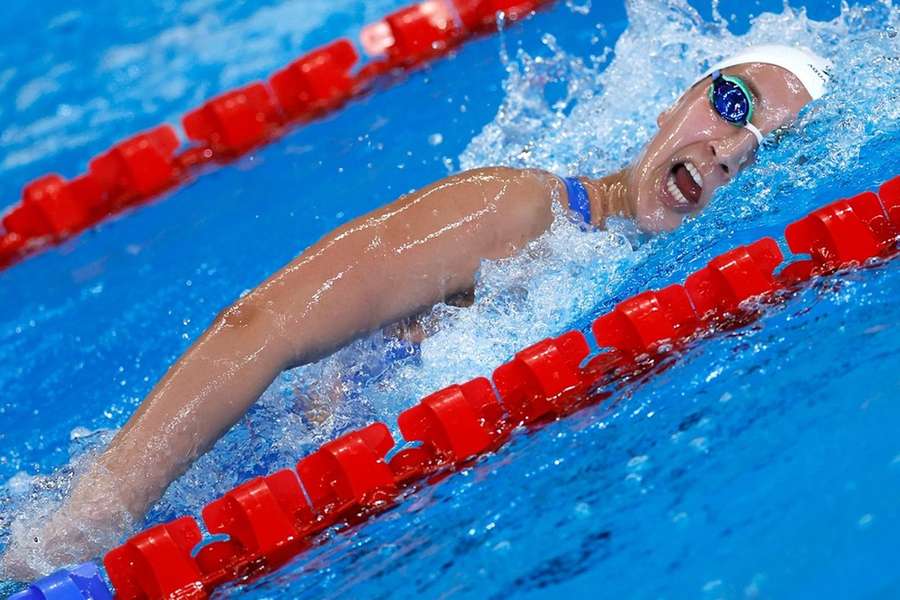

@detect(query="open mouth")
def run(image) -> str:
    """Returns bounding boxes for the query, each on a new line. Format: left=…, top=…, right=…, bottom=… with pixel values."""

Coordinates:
left=664, top=161, right=703, bottom=211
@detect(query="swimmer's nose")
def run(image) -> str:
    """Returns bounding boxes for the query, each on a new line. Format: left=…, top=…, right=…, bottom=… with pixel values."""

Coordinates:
left=709, top=129, right=757, bottom=177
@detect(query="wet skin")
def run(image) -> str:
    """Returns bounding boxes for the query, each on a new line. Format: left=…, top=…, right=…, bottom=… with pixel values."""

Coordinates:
left=1, top=63, right=813, bottom=579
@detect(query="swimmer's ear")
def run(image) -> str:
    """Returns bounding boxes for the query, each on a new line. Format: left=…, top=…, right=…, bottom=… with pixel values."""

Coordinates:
left=658, top=84, right=697, bottom=128
left=657, top=105, right=675, bottom=128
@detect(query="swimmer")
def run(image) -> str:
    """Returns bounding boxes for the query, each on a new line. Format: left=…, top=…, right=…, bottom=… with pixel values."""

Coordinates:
left=1, top=45, right=831, bottom=578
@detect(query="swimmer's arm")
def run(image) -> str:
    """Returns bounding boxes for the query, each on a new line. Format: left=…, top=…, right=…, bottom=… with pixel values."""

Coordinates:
left=66, top=167, right=560, bottom=525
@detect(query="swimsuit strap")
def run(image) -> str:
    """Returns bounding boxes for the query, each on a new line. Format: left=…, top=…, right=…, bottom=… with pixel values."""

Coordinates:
left=562, top=176, right=592, bottom=227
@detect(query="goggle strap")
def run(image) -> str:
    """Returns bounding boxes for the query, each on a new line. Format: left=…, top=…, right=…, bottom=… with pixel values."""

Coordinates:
left=744, top=121, right=764, bottom=145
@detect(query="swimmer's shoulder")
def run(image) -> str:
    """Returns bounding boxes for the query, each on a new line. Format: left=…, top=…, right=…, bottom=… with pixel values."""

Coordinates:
left=459, top=165, right=560, bottom=195
left=344, top=166, right=560, bottom=266
left=458, top=166, right=560, bottom=252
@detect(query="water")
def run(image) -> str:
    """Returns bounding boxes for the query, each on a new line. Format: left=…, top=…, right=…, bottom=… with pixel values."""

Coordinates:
left=1, top=0, right=899, bottom=597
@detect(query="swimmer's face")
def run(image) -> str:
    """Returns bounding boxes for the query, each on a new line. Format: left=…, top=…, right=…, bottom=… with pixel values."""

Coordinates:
left=627, top=63, right=813, bottom=232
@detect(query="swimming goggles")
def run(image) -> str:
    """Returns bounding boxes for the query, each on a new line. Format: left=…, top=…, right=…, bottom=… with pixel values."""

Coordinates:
left=707, top=69, right=764, bottom=145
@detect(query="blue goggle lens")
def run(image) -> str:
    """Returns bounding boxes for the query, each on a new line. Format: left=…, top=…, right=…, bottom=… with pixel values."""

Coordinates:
left=709, top=73, right=753, bottom=125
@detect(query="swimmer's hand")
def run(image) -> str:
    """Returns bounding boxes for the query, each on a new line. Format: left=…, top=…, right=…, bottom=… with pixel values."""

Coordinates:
left=1, top=509, right=97, bottom=581
left=0, top=467, right=134, bottom=581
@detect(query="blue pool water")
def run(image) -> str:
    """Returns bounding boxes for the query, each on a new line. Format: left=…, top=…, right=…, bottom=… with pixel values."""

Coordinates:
left=2, top=0, right=899, bottom=597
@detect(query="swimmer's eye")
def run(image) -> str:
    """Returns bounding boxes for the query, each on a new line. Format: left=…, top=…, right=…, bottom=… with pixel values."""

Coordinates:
left=763, top=125, right=793, bottom=149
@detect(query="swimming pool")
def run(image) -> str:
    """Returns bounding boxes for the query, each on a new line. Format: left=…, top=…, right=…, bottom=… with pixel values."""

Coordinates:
left=2, top=0, right=899, bottom=597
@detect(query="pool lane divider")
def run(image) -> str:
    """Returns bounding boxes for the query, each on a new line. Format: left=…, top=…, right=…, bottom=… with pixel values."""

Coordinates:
left=9, top=564, right=111, bottom=600
left=0, top=0, right=554, bottom=272
left=11, top=174, right=899, bottom=600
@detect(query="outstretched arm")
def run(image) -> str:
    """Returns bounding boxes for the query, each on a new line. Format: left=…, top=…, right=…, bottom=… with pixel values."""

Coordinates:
left=2, top=167, right=561, bottom=577
left=102, top=166, right=559, bottom=516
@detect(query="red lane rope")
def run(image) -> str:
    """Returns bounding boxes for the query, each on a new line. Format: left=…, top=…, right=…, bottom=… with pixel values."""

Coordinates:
left=100, top=175, right=900, bottom=599
left=0, top=0, right=553, bottom=271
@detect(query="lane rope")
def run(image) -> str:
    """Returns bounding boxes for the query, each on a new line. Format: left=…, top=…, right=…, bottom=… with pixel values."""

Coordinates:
left=0, top=0, right=554, bottom=271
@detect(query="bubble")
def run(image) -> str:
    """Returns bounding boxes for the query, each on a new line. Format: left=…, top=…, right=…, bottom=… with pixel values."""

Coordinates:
left=566, top=0, right=592, bottom=16
left=573, top=501, right=592, bottom=518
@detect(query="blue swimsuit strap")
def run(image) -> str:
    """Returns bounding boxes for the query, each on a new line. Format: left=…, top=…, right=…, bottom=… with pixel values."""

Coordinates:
left=562, top=176, right=592, bottom=226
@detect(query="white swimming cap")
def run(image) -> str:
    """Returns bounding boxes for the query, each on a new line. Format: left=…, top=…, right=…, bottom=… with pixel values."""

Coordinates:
left=701, top=44, right=833, bottom=100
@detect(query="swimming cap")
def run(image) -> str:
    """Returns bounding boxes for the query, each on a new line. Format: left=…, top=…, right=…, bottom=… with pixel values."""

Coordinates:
left=701, top=44, right=833, bottom=100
